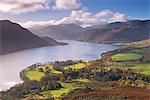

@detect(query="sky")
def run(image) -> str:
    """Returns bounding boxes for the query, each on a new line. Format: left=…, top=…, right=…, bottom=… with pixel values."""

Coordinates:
left=0, top=0, right=149, bottom=28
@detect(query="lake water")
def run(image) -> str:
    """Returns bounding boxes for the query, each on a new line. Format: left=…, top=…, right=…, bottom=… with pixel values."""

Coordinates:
left=0, top=40, right=120, bottom=91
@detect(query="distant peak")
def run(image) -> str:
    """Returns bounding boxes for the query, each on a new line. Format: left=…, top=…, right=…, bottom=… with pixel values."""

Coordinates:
left=0, top=20, right=12, bottom=23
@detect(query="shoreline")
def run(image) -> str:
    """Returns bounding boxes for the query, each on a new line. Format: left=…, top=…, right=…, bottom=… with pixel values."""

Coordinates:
left=0, top=41, right=120, bottom=91
left=0, top=45, right=150, bottom=99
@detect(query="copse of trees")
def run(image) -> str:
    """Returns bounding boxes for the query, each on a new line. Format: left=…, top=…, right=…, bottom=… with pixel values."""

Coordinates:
left=0, top=76, right=61, bottom=99
left=60, top=64, right=150, bottom=84
left=40, top=76, right=61, bottom=90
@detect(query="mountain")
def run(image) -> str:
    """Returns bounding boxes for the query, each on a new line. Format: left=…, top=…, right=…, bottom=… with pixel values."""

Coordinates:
left=31, top=20, right=150, bottom=43
left=30, top=23, right=85, bottom=40
left=124, top=39, right=150, bottom=48
left=79, top=20, right=150, bottom=43
left=42, top=37, right=68, bottom=45
left=0, top=20, right=66, bottom=55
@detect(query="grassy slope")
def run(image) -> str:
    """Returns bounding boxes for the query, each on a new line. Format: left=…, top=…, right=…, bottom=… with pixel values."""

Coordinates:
left=111, top=48, right=150, bottom=75
left=26, top=71, right=45, bottom=81
left=24, top=63, right=89, bottom=99
left=21, top=47, right=150, bottom=99
left=26, top=64, right=62, bottom=81
left=111, top=53, right=142, bottom=61
left=132, top=64, right=150, bottom=75
left=40, top=82, right=85, bottom=100
left=64, top=63, right=86, bottom=70
left=36, top=64, right=62, bottom=75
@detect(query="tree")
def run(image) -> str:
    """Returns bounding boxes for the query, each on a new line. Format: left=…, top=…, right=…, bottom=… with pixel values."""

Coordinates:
left=38, top=68, right=44, bottom=72
left=67, top=75, right=72, bottom=82
left=83, top=73, right=89, bottom=79
left=60, top=76, right=66, bottom=82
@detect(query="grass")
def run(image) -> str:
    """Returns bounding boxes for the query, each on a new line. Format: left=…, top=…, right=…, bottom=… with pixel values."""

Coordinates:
left=74, top=79, right=91, bottom=83
left=26, top=64, right=62, bottom=81
left=50, top=83, right=76, bottom=99
left=64, top=63, right=87, bottom=70
left=107, top=63, right=150, bottom=75
left=112, top=53, right=142, bottom=61
left=40, top=82, right=82, bottom=100
left=36, top=64, right=52, bottom=71
left=51, top=70, right=62, bottom=74
left=26, top=71, right=45, bottom=81
left=132, top=64, right=150, bottom=75
left=36, top=64, right=62, bottom=75
left=26, top=78, right=140, bottom=99
left=25, top=63, right=87, bottom=83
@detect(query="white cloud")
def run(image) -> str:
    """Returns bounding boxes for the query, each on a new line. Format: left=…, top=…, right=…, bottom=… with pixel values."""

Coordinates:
left=53, top=0, right=80, bottom=10
left=95, top=9, right=126, bottom=23
left=0, top=0, right=49, bottom=14
left=22, top=20, right=57, bottom=28
left=110, top=12, right=126, bottom=22
left=95, top=9, right=114, bottom=18
left=63, top=8, right=102, bottom=27
left=0, top=0, right=80, bottom=14
left=22, top=9, right=127, bottom=28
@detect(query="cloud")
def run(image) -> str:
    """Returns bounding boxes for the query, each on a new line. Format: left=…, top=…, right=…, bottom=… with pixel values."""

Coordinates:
left=110, top=12, right=126, bottom=22
left=0, top=0, right=49, bottom=14
left=95, top=9, right=114, bottom=18
left=22, top=20, right=57, bottom=28
left=22, top=9, right=127, bottom=28
left=95, top=9, right=127, bottom=23
left=53, top=0, right=80, bottom=10
left=60, top=8, right=102, bottom=27
left=0, top=0, right=80, bottom=14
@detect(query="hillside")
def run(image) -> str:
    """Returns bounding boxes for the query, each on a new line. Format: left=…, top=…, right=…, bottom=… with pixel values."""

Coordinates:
left=30, top=24, right=84, bottom=40
left=1, top=45, right=150, bottom=99
left=0, top=20, right=66, bottom=55
left=123, top=39, right=150, bottom=48
left=79, top=20, right=150, bottom=43
left=42, top=37, right=68, bottom=45
left=31, top=20, right=150, bottom=43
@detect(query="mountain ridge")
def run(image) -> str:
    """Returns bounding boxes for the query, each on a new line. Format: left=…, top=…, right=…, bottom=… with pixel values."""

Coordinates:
left=0, top=20, right=66, bottom=55
left=30, top=20, right=150, bottom=43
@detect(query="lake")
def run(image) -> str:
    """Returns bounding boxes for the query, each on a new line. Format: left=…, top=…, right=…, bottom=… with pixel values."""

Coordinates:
left=0, top=40, right=120, bottom=91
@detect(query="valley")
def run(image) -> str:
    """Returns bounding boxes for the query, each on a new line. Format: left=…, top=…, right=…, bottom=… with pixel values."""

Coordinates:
left=1, top=39, right=150, bottom=100
left=0, top=0, right=149, bottom=100
left=0, top=40, right=118, bottom=91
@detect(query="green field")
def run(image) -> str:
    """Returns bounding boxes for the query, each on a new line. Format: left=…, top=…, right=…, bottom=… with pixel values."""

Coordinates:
left=74, top=79, right=91, bottom=83
left=26, top=71, right=45, bottom=81
left=112, top=53, right=142, bottom=61
left=64, top=63, right=86, bottom=70
left=132, top=64, right=150, bottom=75
left=36, top=64, right=62, bottom=75
left=25, top=63, right=88, bottom=82
left=107, top=63, right=150, bottom=75
left=25, top=63, right=87, bottom=99
left=40, top=82, right=84, bottom=100
left=26, top=64, right=62, bottom=81
left=26, top=82, right=81, bottom=100
left=21, top=48, right=150, bottom=99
